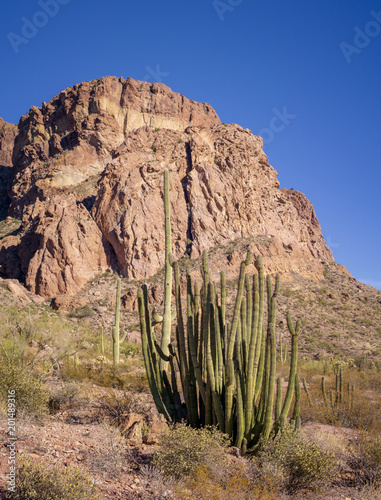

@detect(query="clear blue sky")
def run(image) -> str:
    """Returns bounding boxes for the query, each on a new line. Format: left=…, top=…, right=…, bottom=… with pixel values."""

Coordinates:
left=1, top=0, right=380, bottom=288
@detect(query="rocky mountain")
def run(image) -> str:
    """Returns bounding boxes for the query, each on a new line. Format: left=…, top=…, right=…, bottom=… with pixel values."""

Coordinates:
left=0, top=76, right=334, bottom=298
left=0, top=117, right=18, bottom=219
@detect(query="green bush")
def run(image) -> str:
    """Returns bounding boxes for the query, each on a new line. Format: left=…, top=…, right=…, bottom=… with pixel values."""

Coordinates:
left=120, top=341, right=141, bottom=357
left=0, top=343, right=49, bottom=418
left=255, top=427, right=337, bottom=493
left=68, top=306, right=94, bottom=319
left=13, top=457, right=99, bottom=500
left=153, top=423, right=230, bottom=479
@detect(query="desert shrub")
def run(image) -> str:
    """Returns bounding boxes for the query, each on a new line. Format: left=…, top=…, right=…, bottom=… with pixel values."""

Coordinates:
left=13, top=457, right=99, bottom=500
left=148, top=457, right=280, bottom=500
left=88, top=367, right=149, bottom=392
left=358, top=483, right=381, bottom=499
left=89, top=424, right=128, bottom=480
left=255, top=427, right=337, bottom=493
left=62, top=354, right=149, bottom=392
left=48, top=382, right=80, bottom=413
left=331, top=397, right=381, bottom=430
left=153, top=423, right=230, bottom=479
left=68, top=305, right=94, bottom=319
left=302, top=394, right=381, bottom=431
left=350, top=431, right=381, bottom=486
left=0, top=342, right=50, bottom=418
left=300, top=365, right=381, bottom=432
left=96, top=391, right=150, bottom=426
left=0, top=365, right=49, bottom=418
left=174, top=461, right=278, bottom=500
left=121, top=341, right=142, bottom=357
left=139, top=465, right=180, bottom=499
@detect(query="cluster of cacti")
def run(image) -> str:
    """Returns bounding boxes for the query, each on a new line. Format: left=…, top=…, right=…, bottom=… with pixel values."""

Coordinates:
left=112, top=277, right=127, bottom=366
left=322, top=362, right=355, bottom=410
left=301, top=360, right=356, bottom=412
left=138, top=169, right=302, bottom=451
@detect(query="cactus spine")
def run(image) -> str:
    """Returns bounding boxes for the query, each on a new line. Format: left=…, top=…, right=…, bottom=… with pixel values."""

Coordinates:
left=138, top=170, right=301, bottom=450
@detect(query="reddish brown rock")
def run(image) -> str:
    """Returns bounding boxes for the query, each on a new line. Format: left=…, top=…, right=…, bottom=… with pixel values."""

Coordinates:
left=9, top=77, right=219, bottom=219
left=93, top=124, right=333, bottom=282
left=0, top=118, right=18, bottom=217
left=52, top=295, right=89, bottom=312
left=0, top=277, right=44, bottom=304
left=0, top=117, right=17, bottom=167
left=0, top=76, right=335, bottom=297
left=17, top=195, right=111, bottom=297
left=120, top=411, right=167, bottom=446
left=121, top=289, right=138, bottom=311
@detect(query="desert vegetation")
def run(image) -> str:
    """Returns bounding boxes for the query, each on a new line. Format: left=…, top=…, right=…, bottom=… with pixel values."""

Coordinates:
left=133, top=170, right=381, bottom=499
left=0, top=170, right=379, bottom=499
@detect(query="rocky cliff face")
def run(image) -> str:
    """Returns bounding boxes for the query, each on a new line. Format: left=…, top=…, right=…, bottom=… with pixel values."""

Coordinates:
left=0, top=118, right=18, bottom=218
left=0, top=76, right=333, bottom=297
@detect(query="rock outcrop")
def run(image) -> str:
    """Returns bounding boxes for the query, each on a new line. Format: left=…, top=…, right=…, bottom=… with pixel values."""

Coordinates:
left=0, top=118, right=18, bottom=218
left=0, top=76, right=334, bottom=297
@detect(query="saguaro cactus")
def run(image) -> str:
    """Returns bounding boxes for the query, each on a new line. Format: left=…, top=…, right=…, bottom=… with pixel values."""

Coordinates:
left=138, top=170, right=301, bottom=451
left=112, top=277, right=127, bottom=366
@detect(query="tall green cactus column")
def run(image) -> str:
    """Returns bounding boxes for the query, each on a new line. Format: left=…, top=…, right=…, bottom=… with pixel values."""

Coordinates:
left=112, top=277, right=127, bottom=366
left=160, top=168, right=173, bottom=372
left=279, top=312, right=300, bottom=421
left=225, top=252, right=252, bottom=436
left=138, top=169, right=302, bottom=451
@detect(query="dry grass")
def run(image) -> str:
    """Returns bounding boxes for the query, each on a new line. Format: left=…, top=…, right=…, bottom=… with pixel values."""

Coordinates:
left=299, top=362, right=381, bottom=433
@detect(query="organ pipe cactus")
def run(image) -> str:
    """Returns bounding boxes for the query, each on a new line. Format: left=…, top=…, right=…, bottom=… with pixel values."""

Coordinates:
left=322, top=376, right=329, bottom=407
left=100, top=327, right=105, bottom=355
left=292, top=373, right=301, bottom=431
left=138, top=170, right=301, bottom=451
left=302, top=377, right=313, bottom=407
left=319, top=364, right=355, bottom=413
left=112, top=277, right=127, bottom=366
left=160, top=168, right=173, bottom=372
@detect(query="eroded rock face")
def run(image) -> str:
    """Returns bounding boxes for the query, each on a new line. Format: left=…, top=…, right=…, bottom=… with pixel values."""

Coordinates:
left=0, top=77, right=334, bottom=297
left=0, top=118, right=17, bottom=167
left=9, top=77, right=219, bottom=218
left=92, top=124, right=332, bottom=281
left=0, top=118, right=18, bottom=217
left=21, top=195, right=111, bottom=296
